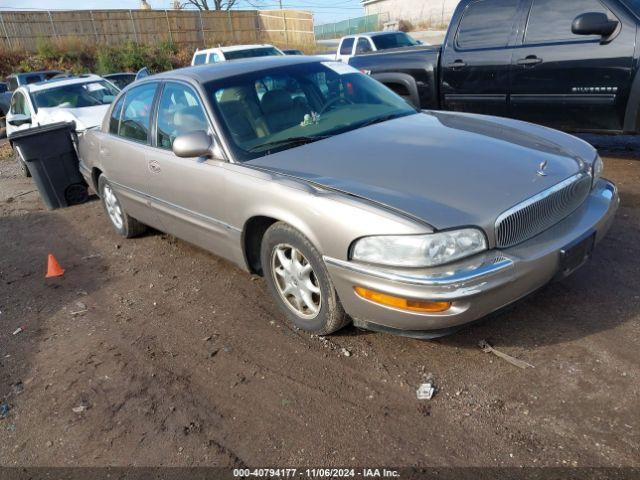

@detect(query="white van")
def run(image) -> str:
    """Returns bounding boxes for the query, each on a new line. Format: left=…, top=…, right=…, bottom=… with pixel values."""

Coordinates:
left=191, top=44, right=284, bottom=66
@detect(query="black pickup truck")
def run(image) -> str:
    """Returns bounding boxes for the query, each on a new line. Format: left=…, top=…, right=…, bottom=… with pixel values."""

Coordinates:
left=349, top=0, right=640, bottom=134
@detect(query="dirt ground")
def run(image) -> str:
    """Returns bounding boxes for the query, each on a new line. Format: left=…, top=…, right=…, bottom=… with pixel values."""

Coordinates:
left=0, top=138, right=639, bottom=469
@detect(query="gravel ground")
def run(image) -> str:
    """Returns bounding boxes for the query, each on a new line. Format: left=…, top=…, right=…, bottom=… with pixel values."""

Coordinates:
left=0, top=138, right=639, bottom=468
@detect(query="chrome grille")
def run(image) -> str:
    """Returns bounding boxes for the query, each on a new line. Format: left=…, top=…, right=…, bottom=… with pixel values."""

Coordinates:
left=495, top=173, right=592, bottom=248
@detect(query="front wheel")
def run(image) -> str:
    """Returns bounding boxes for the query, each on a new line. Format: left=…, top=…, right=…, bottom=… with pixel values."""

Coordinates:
left=98, top=176, right=147, bottom=238
left=261, top=222, right=349, bottom=335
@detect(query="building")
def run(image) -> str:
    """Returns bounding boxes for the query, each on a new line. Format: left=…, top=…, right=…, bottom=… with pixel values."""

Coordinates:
left=362, top=0, right=461, bottom=28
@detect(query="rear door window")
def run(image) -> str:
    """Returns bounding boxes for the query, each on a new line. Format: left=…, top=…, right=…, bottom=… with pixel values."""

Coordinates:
left=208, top=52, right=221, bottom=63
left=25, top=75, right=42, bottom=84
left=193, top=53, right=207, bottom=65
left=118, top=83, right=157, bottom=144
left=525, top=0, right=611, bottom=44
left=156, top=82, right=209, bottom=150
left=340, top=38, right=355, bottom=55
left=456, top=0, right=520, bottom=49
left=109, top=95, right=125, bottom=134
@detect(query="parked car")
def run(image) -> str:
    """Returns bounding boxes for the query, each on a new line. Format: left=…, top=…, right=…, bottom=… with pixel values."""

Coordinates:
left=103, top=73, right=137, bottom=90
left=7, top=75, right=119, bottom=176
left=191, top=44, right=284, bottom=66
left=335, top=31, right=421, bottom=62
left=350, top=0, right=640, bottom=134
left=0, top=82, right=7, bottom=94
left=282, top=49, right=304, bottom=55
left=77, top=56, right=618, bottom=338
left=1, top=70, right=62, bottom=138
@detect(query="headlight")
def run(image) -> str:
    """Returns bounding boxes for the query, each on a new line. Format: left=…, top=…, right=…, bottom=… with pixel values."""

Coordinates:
left=351, top=228, right=487, bottom=268
left=591, top=155, right=603, bottom=188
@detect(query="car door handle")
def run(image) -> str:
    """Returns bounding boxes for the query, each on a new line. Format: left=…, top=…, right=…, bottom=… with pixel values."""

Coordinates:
left=447, top=60, right=466, bottom=69
left=517, top=56, right=543, bottom=66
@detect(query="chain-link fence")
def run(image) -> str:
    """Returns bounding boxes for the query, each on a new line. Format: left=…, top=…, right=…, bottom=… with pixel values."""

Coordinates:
left=314, top=13, right=390, bottom=40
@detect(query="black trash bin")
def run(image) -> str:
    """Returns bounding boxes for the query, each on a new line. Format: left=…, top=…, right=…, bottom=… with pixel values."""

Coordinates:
left=9, top=122, right=88, bottom=210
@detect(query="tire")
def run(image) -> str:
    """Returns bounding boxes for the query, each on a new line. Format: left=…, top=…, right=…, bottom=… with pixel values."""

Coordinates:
left=14, top=145, right=31, bottom=177
left=261, top=222, right=350, bottom=335
left=0, top=111, right=6, bottom=139
left=98, top=175, right=147, bottom=238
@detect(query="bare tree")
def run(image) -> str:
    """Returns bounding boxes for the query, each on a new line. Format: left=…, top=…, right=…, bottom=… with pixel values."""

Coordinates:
left=179, top=0, right=239, bottom=10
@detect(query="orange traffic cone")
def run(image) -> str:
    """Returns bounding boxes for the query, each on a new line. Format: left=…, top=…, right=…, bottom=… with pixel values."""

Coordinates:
left=45, top=254, right=65, bottom=278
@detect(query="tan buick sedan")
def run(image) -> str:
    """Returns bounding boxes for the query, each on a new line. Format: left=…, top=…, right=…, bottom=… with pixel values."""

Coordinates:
left=78, top=56, right=618, bottom=338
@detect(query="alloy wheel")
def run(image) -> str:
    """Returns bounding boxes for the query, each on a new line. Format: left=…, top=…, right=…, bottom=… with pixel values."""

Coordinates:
left=103, top=183, right=124, bottom=230
left=271, top=243, right=322, bottom=319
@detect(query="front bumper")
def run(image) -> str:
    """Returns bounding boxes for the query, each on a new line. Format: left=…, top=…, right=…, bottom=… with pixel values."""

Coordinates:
left=324, top=179, right=619, bottom=336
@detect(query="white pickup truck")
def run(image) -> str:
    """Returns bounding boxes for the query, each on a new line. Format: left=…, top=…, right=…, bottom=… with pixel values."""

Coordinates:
left=191, top=44, right=284, bottom=65
left=334, top=31, right=422, bottom=63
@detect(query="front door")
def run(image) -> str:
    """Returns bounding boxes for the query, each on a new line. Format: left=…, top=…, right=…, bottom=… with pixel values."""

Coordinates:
left=145, top=81, right=234, bottom=259
left=441, top=0, right=524, bottom=117
left=509, top=0, right=635, bottom=132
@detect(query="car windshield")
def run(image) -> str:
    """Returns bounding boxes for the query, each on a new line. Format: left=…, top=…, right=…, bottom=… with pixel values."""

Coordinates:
left=621, top=0, right=640, bottom=15
left=372, top=32, right=420, bottom=50
left=32, top=80, right=119, bottom=109
left=224, top=47, right=283, bottom=61
left=206, top=61, right=417, bottom=161
left=106, top=74, right=135, bottom=89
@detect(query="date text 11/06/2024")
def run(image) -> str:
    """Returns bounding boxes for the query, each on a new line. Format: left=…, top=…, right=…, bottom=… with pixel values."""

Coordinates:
left=233, top=468, right=401, bottom=478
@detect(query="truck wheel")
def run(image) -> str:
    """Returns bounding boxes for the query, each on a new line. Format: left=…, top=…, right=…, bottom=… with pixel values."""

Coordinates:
left=0, top=112, right=6, bottom=139
left=98, top=176, right=147, bottom=238
left=14, top=145, right=31, bottom=177
left=260, top=222, right=350, bottom=335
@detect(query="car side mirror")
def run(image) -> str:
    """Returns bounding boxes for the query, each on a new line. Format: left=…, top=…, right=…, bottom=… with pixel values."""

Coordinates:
left=172, top=130, right=213, bottom=159
left=572, top=12, right=618, bottom=37
left=8, top=114, right=31, bottom=127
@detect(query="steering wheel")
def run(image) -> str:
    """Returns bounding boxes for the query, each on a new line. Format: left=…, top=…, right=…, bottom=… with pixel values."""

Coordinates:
left=319, top=96, right=354, bottom=114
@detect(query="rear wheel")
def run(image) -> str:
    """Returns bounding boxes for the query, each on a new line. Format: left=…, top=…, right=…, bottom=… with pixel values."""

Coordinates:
left=261, top=222, right=349, bottom=335
left=14, top=145, right=31, bottom=177
left=0, top=110, right=6, bottom=139
left=98, top=176, right=147, bottom=238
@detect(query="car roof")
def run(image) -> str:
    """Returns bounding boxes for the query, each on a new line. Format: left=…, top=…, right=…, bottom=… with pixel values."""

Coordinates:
left=151, top=55, right=323, bottom=84
left=22, top=74, right=105, bottom=92
left=195, top=44, right=277, bottom=55
left=104, top=72, right=135, bottom=77
left=344, top=31, right=403, bottom=39
left=8, top=70, right=62, bottom=79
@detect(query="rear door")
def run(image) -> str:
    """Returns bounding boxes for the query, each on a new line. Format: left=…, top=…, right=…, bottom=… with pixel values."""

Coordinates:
left=441, top=0, right=524, bottom=116
left=99, top=82, right=161, bottom=228
left=510, top=0, right=635, bottom=132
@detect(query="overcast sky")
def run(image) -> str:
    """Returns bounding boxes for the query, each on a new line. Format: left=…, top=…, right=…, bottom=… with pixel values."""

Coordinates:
left=0, top=0, right=365, bottom=24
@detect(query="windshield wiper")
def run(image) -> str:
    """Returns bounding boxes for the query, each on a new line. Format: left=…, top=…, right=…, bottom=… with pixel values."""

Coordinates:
left=356, top=112, right=413, bottom=130
left=248, top=135, right=331, bottom=153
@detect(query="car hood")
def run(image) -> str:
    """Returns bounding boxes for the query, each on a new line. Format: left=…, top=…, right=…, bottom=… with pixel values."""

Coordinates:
left=37, top=105, right=110, bottom=131
left=248, top=111, right=596, bottom=239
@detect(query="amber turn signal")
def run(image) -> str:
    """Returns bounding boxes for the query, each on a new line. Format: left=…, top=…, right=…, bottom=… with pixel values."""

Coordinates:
left=354, top=287, right=451, bottom=313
